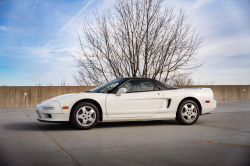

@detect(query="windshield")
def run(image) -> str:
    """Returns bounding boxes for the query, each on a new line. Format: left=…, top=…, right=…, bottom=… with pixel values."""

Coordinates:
left=160, top=81, right=177, bottom=89
left=88, top=78, right=125, bottom=93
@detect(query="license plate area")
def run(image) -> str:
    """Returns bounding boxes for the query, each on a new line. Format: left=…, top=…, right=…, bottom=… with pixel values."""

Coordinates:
left=36, top=110, right=42, bottom=119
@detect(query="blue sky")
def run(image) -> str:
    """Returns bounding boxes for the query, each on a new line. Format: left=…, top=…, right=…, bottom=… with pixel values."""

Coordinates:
left=0, top=0, right=249, bottom=86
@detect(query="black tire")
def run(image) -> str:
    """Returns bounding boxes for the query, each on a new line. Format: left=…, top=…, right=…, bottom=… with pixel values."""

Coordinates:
left=176, top=100, right=199, bottom=125
left=71, top=102, right=99, bottom=130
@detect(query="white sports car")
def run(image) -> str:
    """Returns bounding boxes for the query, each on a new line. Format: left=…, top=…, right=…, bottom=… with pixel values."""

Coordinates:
left=36, top=78, right=216, bottom=129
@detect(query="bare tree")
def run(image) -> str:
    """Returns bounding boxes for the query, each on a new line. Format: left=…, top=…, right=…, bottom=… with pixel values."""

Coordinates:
left=171, top=75, right=194, bottom=86
left=47, top=83, right=53, bottom=86
left=73, top=0, right=203, bottom=86
left=35, top=82, right=43, bottom=86
left=60, top=78, right=66, bottom=86
left=196, top=75, right=216, bottom=85
left=205, top=77, right=216, bottom=85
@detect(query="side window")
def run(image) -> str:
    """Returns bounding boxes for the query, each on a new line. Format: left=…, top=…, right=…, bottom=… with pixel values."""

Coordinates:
left=119, top=79, right=155, bottom=93
left=139, top=81, right=154, bottom=91
left=100, top=82, right=120, bottom=93
left=119, top=81, right=132, bottom=92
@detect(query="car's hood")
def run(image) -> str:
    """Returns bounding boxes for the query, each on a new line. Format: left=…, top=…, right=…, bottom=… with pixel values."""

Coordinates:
left=38, top=92, right=107, bottom=110
left=40, top=93, right=78, bottom=104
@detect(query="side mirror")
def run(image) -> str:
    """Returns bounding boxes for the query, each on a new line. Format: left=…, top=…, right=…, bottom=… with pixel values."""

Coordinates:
left=153, top=86, right=160, bottom=90
left=116, top=88, right=126, bottom=96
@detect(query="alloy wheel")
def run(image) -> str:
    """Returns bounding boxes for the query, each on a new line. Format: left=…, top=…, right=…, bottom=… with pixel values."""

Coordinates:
left=76, top=106, right=96, bottom=126
left=181, top=103, right=197, bottom=122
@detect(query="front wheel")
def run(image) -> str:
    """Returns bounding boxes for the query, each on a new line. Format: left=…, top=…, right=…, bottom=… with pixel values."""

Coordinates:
left=71, top=102, right=99, bottom=130
left=176, top=100, right=199, bottom=125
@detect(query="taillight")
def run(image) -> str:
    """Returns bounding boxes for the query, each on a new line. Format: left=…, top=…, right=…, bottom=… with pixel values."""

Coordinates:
left=205, top=100, right=210, bottom=103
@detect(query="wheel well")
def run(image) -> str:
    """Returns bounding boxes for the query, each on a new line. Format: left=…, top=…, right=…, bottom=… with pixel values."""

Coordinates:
left=69, top=99, right=103, bottom=122
left=178, top=97, right=202, bottom=115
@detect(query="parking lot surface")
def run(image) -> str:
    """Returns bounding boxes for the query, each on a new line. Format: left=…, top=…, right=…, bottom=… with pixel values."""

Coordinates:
left=0, top=100, right=250, bottom=166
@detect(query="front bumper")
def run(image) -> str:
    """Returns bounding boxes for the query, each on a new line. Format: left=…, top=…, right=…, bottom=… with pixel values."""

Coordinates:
left=36, top=101, right=69, bottom=122
left=36, top=110, right=69, bottom=122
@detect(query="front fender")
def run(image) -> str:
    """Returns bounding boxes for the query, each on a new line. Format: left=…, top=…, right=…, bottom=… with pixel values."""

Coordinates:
left=56, top=93, right=108, bottom=116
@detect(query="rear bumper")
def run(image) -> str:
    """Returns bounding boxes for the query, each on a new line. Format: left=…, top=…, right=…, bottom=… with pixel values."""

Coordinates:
left=202, top=99, right=216, bottom=114
left=212, top=99, right=217, bottom=109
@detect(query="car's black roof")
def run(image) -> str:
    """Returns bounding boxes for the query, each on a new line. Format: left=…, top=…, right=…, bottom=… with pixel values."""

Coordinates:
left=120, top=77, right=153, bottom=80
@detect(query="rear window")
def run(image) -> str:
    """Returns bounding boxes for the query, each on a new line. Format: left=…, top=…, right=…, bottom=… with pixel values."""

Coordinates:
left=160, top=81, right=177, bottom=89
left=151, top=79, right=177, bottom=90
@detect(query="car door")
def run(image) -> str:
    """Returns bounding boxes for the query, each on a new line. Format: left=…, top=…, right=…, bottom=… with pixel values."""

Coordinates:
left=106, top=79, right=163, bottom=118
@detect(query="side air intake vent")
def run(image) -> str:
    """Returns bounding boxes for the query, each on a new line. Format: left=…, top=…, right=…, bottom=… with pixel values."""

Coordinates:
left=167, top=99, right=171, bottom=108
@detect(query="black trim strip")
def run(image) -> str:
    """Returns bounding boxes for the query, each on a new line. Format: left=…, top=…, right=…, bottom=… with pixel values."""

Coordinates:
left=37, top=119, right=69, bottom=123
left=167, top=99, right=171, bottom=108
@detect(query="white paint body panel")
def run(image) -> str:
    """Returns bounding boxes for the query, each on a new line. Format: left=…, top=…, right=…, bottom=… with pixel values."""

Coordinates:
left=106, top=91, right=163, bottom=118
left=36, top=88, right=216, bottom=123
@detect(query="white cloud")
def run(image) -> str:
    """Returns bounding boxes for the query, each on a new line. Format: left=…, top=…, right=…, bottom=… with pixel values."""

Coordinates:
left=0, top=26, right=8, bottom=31
left=197, top=35, right=250, bottom=58
left=45, top=0, right=94, bottom=47
left=187, top=0, right=213, bottom=10
left=44, top=40, right=52, bottom=48
left=56, top=0, right=93, bottom=36
left=34, top=0, right=38, bottom=10
left=22, top=40, right=25, bottom=48
left=195, top=67, right=250, bottom=85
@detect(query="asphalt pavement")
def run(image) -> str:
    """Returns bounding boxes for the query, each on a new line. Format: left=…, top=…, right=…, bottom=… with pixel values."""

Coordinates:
left=0, top=100, right=250, bottom=166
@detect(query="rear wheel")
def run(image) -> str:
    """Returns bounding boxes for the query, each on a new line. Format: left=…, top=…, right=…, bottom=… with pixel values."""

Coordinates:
left=71, top=102, right=99, bottom=130
left=176, top=100, right=199, bottom=125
